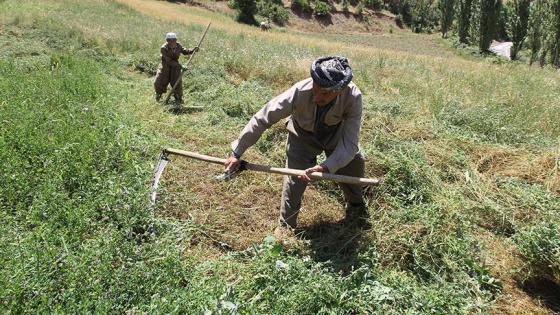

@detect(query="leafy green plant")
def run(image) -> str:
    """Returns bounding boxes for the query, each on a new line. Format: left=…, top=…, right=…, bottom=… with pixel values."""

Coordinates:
left=364, top=0, right=383, bottom=10
left=314, top=0, right=332, bottom=16
left=257, top=0, right=290, bottom=25
left=378, top=149, right=433, bottom=205
left=231, top=0, right=258, bottom=25
left=0, top=54, right=166, bottom=312
left=515, top=222, right=560, bottom=282
left=355, top=1, right=364, bottom=15
left=291, top=0, right=312, bottom=11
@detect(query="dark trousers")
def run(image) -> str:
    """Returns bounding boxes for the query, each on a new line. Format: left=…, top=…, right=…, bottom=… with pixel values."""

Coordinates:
left=280, top=132, right=365, bottom=228
left=154, top=64, right=183, bottom=98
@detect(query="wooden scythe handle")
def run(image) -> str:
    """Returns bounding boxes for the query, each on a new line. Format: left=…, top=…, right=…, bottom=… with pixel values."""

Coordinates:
left=163, top=148, right=380, bottom=186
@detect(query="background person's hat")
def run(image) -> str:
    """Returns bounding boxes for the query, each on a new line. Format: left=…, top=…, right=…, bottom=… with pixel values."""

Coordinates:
left=166, top=32, right=178, bottom=40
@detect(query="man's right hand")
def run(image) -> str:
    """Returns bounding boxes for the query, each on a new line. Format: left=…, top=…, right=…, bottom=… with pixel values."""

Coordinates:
left=224, top=154, right=240, bottom=172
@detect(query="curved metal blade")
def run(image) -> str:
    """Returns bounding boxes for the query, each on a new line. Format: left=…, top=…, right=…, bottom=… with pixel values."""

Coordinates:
left=150, top=153, right=169, bottom=204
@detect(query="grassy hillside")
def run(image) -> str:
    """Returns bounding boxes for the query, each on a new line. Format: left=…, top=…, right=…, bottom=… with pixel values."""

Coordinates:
left=1, top=0, right=559, bottom=313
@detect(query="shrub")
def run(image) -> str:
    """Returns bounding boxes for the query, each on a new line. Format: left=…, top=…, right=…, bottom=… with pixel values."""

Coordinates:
left=342, top=0, right=350, bottom=12
left=231, top=0, right=258, bottom=25
left=291, top=0, right=312, bottom=11
left=355, top=1, right=364, bottom=15
left=364, top=0, right=383, bottom=10
left=314, top=0, right=332, bottom=16
left=257, top=0, right=290, bottom=25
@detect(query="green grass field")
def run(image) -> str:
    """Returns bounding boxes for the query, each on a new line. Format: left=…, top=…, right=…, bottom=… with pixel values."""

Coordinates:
left=1, top=0, right=559, bottom=313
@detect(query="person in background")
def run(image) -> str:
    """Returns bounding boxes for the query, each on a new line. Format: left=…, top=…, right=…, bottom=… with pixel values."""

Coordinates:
left=154, top=32, right=199, bottom=104
left=224, top=56, right=367, bottom=237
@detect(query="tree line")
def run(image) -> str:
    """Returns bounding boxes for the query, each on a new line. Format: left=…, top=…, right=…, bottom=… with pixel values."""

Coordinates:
left=230, top=0, right=560, bottom=68
left=440, top=0, right=560, bottom=67
left=373, top=0, right=560, bottom=67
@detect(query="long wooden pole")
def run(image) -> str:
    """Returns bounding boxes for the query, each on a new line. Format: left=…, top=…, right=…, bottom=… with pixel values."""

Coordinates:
left=164, top=148, right=380, bottom=186
left=165, top=22, right=211, bottom=103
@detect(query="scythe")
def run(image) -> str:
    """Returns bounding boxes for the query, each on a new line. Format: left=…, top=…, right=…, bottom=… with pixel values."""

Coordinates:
left=149, top=148, right=379, bottom=204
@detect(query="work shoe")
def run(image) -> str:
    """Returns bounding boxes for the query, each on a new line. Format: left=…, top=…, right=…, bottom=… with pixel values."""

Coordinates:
left=155, top=93, right=162, bottom=102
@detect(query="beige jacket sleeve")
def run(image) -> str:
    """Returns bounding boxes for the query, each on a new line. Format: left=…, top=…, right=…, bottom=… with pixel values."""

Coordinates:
left=231, top=86, right=296, bottom=156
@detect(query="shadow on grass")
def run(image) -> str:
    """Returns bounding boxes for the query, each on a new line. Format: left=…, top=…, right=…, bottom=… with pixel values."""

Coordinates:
left=167, top=105, right=206, bottom=115
left=300, top=217, right=371, bottom=273
left=521, top=277, right=560, bottom=313
left=161, top=0, right=187, bottom=4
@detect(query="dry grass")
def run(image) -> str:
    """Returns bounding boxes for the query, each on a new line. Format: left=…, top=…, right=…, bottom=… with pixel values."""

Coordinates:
left=158, top=155, right=356, bottom=250
left=473, top=146, right=560, bottom=194
left=482, top=232, right=555, bottom=315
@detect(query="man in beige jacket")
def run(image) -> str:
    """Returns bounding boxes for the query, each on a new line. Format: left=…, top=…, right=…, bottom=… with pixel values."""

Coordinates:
left=224, top=56, right=366, bottom=236
left=154, top=32, right=199, bottom=104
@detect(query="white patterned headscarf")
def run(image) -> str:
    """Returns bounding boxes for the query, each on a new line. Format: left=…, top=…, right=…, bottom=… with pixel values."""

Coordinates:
left=310, top=56, right=353, bottom=91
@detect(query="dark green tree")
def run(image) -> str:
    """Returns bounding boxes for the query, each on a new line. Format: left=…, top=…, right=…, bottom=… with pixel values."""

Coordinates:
left=550, top=0, right=560, bottom=67
left=505, top=0, right=530, bottom=60
left=527, top=0, right=549, bottom=66
left=385, top=0, right=438, bottom=33
left=457, top=0, right=473, bottom=44
left=474, top=0, right=502, bottom=53
left=438, top=0, right=455, bottom=38
left=386, top=0, right=405, bottom=14
left=231, top=0, right=258, bottom=25
left=408, top=0, right=438, bottom=33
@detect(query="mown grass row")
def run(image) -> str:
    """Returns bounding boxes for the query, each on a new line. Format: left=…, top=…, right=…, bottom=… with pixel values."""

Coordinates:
left=1, top=0, right=559, bottom=313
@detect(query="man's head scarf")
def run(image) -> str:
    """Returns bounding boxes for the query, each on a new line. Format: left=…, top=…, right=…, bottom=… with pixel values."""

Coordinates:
left=310, top=56, right=353, bottom=91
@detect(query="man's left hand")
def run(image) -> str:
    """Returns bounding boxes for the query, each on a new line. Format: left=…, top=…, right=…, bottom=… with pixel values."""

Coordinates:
left=193, top=46, right=200, bottom=52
